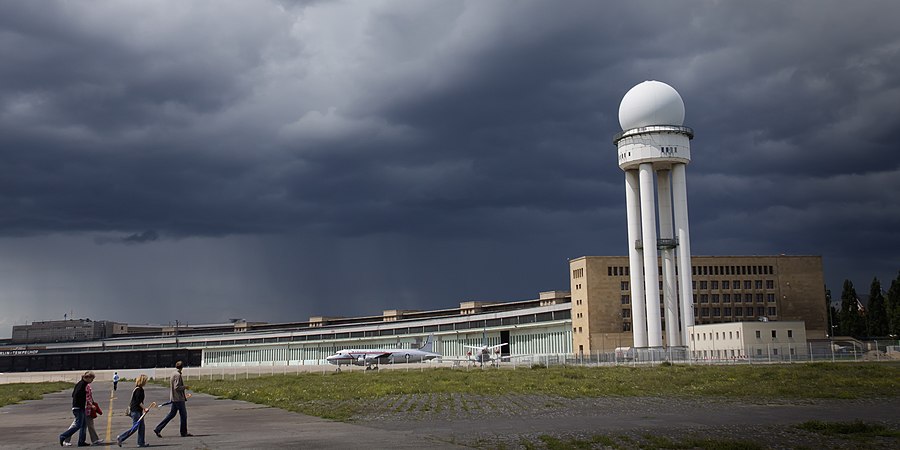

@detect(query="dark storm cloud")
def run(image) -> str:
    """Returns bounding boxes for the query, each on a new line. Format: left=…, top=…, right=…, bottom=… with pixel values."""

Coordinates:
left=0, top=0, right=898, bottom=333
left=95, top=229, right=160, bottom=245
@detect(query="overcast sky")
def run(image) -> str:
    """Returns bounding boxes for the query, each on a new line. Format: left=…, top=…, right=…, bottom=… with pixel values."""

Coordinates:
left=1, top=1, right=898, bottom=338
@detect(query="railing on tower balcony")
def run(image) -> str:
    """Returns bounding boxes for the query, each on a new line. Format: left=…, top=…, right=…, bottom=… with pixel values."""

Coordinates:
left=634, top=238, right=679, bottom=250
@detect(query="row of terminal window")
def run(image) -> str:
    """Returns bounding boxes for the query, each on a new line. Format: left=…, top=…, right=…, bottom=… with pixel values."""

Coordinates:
left=606, top=265, right=776, bottom=277
left=696, top=279, right=775, bottom=290
left=620, top=293, right=776, bottom=304
left=698, top=293, right=777, bottom=303
left=620, top=306, right=777, bottom=320
left=696, top=306, right=777, bottom=317
left=619, top=279, right=776, bottom=291
left=694, top=265, right=774, bottom=276
left=697, top=331, right=740, bottom=340
left=618, top=306, right=777, bottom=327
left=692, top=329, right=793, bottom=341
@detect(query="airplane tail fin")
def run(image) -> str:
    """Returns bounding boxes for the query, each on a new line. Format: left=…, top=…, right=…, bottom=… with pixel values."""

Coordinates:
left=420, top=334, right=435, bottom=353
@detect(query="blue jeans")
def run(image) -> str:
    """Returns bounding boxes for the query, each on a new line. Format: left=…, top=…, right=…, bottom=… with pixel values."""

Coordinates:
left=155, top=401, right=188, bottom=436
left=117, top=411, right=145, bottom=446
left=59, top=408, right=86, bottom=445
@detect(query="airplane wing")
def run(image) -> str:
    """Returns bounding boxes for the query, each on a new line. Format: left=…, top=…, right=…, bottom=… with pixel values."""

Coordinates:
left=358, top=351, right=392, bottom=360
left=462, top=343, right=509, bottom=351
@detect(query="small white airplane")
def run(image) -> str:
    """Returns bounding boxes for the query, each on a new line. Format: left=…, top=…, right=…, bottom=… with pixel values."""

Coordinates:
left=326, top=335, right=440, bottom=371
left=464, top=340, right=508, bottom=368
left=447, top=330, right=521, bottom=368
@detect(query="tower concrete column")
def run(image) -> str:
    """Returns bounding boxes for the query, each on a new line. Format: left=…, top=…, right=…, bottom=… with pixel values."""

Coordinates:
left=657, top=169, right=680, bottom=347
left=638, top=163, right=662, bottom=348
left=625, top=169, right=647, bottom=347
left=672, top=163, right=694, bottom=345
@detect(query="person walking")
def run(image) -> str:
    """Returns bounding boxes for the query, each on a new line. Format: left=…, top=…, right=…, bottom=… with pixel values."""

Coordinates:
left=64, top=372, right=102, bottom=446
left=153, top=361, right=191, bottom=438
left=116, top=374, right=150, bottom=447
left=83, top=377, right=103, bottom=445
left=58, top=371, right=92, bottom=447
left=113, top=372, right=120, bottom=392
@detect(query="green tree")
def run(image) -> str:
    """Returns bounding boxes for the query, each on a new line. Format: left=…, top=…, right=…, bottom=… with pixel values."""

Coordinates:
left=838, top=279, right=864, bottom=337
left=867, top=278, right=888, bottom=337
left=887, top=271, right=900, bottom=337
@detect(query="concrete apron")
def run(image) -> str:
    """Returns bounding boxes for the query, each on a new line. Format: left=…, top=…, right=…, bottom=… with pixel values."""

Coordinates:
left=0, top=382, right=462, bottom=449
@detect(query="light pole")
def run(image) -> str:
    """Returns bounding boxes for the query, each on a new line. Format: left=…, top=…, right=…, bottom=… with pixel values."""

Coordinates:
left=856, top=297, right=870, bottom=339
left=828, top=300, right=834, bottom=338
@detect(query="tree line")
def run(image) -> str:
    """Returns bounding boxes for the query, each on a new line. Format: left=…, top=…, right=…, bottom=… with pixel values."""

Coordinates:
left=829, top=270, right=900, bottom=339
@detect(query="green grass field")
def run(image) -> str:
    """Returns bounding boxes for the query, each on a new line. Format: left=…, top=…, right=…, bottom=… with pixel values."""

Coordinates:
left=179, top=362, right=900, bottom=421
left=531, top=433, right=768, bottom=450
left=796, top=420, right=900, bottom=438
left=0, top=382, right=72, bottom=408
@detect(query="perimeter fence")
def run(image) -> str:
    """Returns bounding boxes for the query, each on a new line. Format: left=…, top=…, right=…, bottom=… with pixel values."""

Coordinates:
left=2, top=339, right=898, bottom=384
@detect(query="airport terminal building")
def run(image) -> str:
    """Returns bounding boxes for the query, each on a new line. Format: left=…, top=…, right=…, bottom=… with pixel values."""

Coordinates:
left=1, top=292, right=573, bottom=372
left=1, top=255, right=827, bottom=372
left=571, top=255, right=827, bottom=354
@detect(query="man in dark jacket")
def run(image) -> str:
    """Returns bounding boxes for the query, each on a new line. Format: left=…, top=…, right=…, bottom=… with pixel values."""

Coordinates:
left=59, top=371, right=93, bottom=446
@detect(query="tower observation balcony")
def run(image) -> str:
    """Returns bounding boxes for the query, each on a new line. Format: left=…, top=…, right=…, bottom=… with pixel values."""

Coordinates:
left=634, top=237, right=679, bottom=250
left=614, top=125, right=694, bottom=171
left=612, top=125, right=694, bottom=144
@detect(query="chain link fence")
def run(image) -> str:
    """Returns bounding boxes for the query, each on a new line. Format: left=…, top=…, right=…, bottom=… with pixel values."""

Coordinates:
left=3, top=340, right=898, bottom=384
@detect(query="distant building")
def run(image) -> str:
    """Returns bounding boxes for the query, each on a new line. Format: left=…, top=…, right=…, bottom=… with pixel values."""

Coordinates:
left=125, top=324, right=169, bottom=335
left=688, top=321, right=809, bottom=360
left=160, top=319, right=268, bottom=336
left=9, top=318, right=274, bottom=345
left=11, top=319, right=132, bottom=344
left=570, top=255, right=827, bottom=353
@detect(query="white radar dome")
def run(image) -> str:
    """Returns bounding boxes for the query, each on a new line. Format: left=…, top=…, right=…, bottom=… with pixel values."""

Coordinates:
left=618, top=80, right=685, bottom=130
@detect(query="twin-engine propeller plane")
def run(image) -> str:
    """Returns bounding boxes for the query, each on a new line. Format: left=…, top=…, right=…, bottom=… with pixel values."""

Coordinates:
left=464, top=339, right=508, bottom=368
left=446, top=330, right=525, bottom=368
left=326, top=334, right=440, bottom=371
